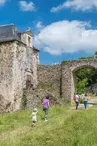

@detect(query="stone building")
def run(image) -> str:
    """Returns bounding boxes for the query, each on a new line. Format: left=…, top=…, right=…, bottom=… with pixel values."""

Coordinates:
left=0, top=24, right=39, bottom=113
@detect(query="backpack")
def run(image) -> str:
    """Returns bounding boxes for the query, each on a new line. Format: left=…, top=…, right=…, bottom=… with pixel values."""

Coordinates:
left=73, top=95, right=76, bottom=101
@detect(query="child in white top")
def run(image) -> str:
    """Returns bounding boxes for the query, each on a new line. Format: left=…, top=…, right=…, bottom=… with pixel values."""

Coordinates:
left=31, top=108, right=38, bottom=126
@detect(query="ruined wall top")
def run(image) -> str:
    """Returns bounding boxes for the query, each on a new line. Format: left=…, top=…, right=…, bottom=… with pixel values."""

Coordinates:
left=62, top=58, right=97, bottom=72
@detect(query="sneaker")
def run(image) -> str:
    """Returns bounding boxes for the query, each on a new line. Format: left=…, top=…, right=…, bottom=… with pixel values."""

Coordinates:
left=44, top=118, right=48, bottom=122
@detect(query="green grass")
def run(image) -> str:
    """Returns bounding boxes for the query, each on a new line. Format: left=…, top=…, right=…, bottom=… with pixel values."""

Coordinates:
left=38, top=82, right=53, bottom=90
left=0, top=106, right=97, bottom=146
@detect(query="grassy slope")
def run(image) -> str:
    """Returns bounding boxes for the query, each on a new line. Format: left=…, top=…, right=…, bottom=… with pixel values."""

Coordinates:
left=0, top=106, right=97, bottom=146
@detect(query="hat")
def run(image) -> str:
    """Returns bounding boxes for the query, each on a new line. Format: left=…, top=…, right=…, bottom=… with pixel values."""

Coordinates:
left=33, top=108, right=37, bottom=112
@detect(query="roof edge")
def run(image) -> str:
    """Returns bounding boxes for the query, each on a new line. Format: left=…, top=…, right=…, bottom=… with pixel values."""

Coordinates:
left=0, top=24, right=14, bottom=28
left=33, top=46, right=40, bottom=52
left=0, top=39, right=26, bottom=46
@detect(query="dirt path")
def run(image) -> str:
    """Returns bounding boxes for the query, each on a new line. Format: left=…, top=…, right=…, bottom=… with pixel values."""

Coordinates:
left=72, top=97, right=97, bottom=110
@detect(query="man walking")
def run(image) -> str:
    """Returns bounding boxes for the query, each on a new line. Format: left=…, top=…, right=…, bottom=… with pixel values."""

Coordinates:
left=75, top=93, right=80, bottom=110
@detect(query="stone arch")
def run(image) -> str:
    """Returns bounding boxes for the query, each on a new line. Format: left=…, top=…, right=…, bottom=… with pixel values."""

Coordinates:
left=61, top=59, right=97, bottom=104
left=72, top=65, right=96, bottom=97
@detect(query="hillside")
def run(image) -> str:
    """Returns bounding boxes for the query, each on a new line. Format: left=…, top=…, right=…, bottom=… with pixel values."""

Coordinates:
left=0, top=106, right=97, bottom=146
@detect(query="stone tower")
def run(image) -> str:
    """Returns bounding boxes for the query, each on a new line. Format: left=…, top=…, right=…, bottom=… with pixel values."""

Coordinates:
left=21, top=27, right=33, bottom=48
left=0, top=24, right=39, bottom=113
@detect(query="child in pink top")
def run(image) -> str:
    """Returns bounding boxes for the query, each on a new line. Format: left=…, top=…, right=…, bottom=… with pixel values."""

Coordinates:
left=42, top=95, right=49, bottom=121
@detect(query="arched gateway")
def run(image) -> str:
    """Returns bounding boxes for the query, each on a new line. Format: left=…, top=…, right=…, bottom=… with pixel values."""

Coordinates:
left=61, top=59, right=97, bottom=104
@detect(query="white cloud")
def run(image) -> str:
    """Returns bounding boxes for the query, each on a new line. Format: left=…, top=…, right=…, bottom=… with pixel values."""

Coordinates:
left=33, top=20, right=97, bottom=55
left=36, top=21, right=44, bottom=30
left=50, top=0, right=97, bottom=12
left=19, top=1, right=36, bottom=12
left=0, top=0, right=8, bottom=6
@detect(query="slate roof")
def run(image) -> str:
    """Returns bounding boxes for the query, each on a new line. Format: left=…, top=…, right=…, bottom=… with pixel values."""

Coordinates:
left=0, top=24, right=21, bottom=43
left=0, top=24, right=40, bottom=52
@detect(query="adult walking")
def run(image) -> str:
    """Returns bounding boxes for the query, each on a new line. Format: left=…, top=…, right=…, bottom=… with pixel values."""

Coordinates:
left=84, top=94, right=88, bottom=109
left=75, top=93, right=80, bottom=110
left=73, top=93, right=76, bottom=103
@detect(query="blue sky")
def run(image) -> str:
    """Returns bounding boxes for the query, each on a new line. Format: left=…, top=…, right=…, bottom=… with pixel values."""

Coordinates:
left=0, top=0, right=97, bottom=64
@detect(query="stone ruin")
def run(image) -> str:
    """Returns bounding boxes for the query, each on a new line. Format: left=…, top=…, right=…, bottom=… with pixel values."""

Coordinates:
left=1, top=24, right=97, bottom=113
left=0, top=24, right=39, bottom=113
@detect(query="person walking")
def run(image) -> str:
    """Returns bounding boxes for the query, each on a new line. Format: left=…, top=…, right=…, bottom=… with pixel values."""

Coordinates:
left=73, top=93, right=76, bottom=103
left=75, top=93, right=80, bottom=110
left=42, top=95, right=50, bottom=121
left=31, top=108, right=38, bottom=126
left=84, top=94, right=88, bottom=109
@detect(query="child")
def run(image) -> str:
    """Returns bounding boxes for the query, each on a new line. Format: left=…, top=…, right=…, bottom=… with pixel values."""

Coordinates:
left=42, top=95, right=50, bottom=121
left=31, top=108, right=38, bottom=126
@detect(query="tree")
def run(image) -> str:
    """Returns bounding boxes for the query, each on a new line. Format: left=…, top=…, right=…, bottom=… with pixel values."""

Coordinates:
left=95, top=51, right=97, bottom=58
left=76, top=78, right=88, bottom=94
left=76, top=68, right=97, bottom=94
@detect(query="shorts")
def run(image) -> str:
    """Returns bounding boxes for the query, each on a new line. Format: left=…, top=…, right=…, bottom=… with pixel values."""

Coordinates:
left=43, top=107, right=48, bottom=111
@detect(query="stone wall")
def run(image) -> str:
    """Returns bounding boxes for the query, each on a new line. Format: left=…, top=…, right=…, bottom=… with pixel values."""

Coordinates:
left=11, top=41, right=38, bottom=111
left=12, top=41, right=27, bottom=112
left=32, top=49, right=39, bottom=88
left=21, top=33, right=33, bottom=47
left=37, top=64, right=61, bottom=98
left=0, top=42, right=16, bottom=113
left=0, top=40, right=38, bottom=113
left=26, top=64, right=70, bottom=109
left=0, top=41, right=27, bottom=113
left=26, top=64, right=62, bottom=109
left=61, top=59, right=97, bottom=104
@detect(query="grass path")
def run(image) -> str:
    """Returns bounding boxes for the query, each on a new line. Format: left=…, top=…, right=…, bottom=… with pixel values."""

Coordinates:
left=0, top=106, right=97, bottom=146
left=0, top=107, right=70, bottom=146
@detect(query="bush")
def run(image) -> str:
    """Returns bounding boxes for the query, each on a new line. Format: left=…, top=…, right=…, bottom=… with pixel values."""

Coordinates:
left=80, top=97, right=84, bottom=104
left=22, top=89, right=27, bottom=108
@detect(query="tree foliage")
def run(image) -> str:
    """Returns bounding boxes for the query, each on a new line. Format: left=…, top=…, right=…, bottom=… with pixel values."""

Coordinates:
left=76, top=69, right=97, bottom=94
left=76, top=78, right=88, bottom=94
left=76, top=52, right=97, bottom=94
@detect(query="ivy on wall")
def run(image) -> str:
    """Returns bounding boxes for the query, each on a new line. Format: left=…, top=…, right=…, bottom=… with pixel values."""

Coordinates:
left=22, top=89, right=27, bottom=109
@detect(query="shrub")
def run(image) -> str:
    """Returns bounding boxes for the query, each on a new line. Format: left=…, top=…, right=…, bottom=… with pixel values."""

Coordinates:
left=22, top=89, right=27, bottom=109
